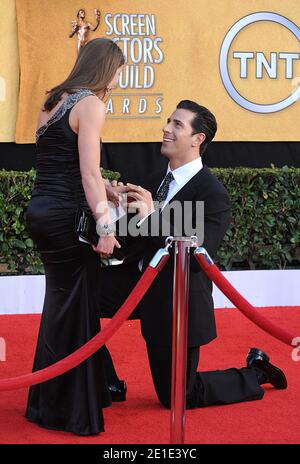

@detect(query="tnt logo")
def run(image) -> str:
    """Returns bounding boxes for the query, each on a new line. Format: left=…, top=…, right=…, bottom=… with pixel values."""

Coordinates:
left=220, top=12, right=300, bottom=113
left=233, top=52, right=299, bottom=79
left=0, top=337, right=6, bottom=362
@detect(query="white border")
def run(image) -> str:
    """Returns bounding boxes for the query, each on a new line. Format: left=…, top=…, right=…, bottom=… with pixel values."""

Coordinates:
left=0, top=270, right=299, bottom=314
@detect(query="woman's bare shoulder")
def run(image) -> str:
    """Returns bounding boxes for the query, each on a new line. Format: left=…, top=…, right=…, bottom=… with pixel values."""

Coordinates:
left=73, top=95, right=106, bottom=125
left=76, top=94, right=105, bottom=111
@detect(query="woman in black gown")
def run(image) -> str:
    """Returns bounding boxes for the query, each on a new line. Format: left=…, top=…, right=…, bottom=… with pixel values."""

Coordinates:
left=25, top=38, right=125, bottom=435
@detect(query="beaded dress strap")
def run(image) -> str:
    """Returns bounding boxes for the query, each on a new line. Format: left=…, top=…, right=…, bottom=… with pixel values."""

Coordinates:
left=35, top=89, right=95, bottom=142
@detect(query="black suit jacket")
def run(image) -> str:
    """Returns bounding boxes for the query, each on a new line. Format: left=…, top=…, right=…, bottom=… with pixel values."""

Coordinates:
left=99, top=164, right=231, bottom=346
left=134, top=164, right=231, bottom=347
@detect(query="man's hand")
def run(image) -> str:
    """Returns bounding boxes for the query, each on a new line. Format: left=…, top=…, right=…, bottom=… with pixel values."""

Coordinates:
left=126, top=183, right=155, bottom=218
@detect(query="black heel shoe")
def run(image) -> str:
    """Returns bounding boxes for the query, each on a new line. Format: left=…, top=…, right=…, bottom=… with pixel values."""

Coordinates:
left=108, top=380, right=127, bottom=402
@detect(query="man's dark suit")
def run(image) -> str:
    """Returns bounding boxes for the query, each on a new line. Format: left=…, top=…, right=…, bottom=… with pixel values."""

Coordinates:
left=99, top=164, right=264, bottom=407
left=139, top=165, right=230, bottom=348
left=137, top=164, right=264, bottom=408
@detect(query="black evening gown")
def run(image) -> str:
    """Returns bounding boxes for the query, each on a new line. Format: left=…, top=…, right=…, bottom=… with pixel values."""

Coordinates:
left=25, top=90, right=111, bottom=435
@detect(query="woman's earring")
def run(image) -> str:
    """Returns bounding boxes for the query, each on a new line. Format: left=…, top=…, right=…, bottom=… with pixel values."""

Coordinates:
left=102, top=87, right=112, bottom=102
left=106, top=87, right=112, bottom=97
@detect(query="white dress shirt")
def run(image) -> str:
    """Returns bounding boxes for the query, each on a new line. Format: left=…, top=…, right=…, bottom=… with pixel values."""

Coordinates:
left=138, top=157, right=203, bottom=226
left=137, top=157, right=203, bottom=270
left=158, top=157, right=203, bottom=209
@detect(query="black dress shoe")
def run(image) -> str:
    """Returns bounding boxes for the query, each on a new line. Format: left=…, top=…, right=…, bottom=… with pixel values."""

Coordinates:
left=108, top=380, right=127, bottom=402
left=246, top=347, right=287, bottom=389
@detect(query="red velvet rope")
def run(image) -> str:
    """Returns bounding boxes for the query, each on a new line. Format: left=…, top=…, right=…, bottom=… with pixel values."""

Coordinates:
left=194, top=252, right=295, bottom=346
left=0, top=264, right=164, bottom=391
left=2, top=245, right=295, bottom=391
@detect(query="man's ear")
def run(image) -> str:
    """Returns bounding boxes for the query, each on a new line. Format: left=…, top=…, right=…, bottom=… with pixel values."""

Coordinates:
left=192, top=133, right=206, bottom=148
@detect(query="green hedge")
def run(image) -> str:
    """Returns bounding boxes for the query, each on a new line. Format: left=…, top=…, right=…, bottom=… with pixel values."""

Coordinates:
left=0, top=168, right=120, bottom=274
left=0, top=167, right=299, bottom=274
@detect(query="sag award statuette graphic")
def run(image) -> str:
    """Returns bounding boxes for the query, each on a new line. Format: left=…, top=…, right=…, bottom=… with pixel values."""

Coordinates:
left=69, top=8, right=101, bottom=53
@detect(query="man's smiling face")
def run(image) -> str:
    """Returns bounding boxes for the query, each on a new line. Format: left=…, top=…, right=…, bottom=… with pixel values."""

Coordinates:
left=161, top=108, right=198, bottom=160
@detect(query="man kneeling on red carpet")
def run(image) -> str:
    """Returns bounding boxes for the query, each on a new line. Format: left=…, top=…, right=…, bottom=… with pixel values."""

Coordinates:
left=100, top=100, right=287, bottom=408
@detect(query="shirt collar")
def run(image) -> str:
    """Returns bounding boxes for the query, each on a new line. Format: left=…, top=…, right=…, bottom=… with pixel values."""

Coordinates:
left=166, top=157, right=203, bottom=187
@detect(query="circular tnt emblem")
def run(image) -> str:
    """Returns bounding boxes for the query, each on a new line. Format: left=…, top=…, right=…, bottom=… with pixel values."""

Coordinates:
left=219, top=12, right=300, bottom=113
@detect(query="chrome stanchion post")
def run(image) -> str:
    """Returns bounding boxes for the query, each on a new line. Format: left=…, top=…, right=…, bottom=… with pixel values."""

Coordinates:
left=170, top=236, right=197, bottom=444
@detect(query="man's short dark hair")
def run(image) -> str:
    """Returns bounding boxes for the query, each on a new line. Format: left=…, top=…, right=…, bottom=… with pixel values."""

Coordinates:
left=176, top=100, right=217, bottom=154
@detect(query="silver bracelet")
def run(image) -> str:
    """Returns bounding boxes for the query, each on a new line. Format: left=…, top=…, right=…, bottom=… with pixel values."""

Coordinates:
left=96, top=221, right=116, bottom=236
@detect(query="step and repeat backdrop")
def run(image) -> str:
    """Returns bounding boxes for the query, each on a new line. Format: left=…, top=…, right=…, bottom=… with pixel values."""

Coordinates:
left=0, top=0, right=300, bottom=143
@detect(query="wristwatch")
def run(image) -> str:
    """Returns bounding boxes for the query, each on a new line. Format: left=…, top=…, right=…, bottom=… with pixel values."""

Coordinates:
left=96, top=221, right=116, bottom=236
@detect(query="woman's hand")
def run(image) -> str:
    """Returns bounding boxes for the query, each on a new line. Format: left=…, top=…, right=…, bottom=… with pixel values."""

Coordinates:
left=104, top=179, right=129, bottom=206
left=92, top=234, right=121, bottom=256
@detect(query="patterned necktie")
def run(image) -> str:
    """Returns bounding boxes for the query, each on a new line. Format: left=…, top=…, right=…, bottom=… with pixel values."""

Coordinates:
left=154, top=171, right=174, bottom=204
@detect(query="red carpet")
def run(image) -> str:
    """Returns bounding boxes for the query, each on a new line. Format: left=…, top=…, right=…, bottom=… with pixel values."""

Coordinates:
left=0, top=307, right=299, bottom=444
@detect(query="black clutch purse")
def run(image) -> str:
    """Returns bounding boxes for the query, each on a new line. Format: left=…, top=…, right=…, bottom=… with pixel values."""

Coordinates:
left=75, top=208, right=98, bottom=246
left=75, top=208, right=126, bottom=261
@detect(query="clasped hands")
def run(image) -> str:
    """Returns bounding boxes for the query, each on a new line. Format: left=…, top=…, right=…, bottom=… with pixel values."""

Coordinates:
left=105, top=179, right=154, bottom=218
left=93, top=180, right=154, bottom=258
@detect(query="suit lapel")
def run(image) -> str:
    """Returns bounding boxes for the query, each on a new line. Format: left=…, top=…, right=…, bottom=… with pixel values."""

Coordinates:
left=147, top=165, right=209, bottom=205
left=166, top=165, right=209, bottom=204
left=147, top=170, right=167, bottom=195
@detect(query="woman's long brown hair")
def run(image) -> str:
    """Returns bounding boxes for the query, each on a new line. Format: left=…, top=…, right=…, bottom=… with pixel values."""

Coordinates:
left=43, top=38, right=125, bottom=112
